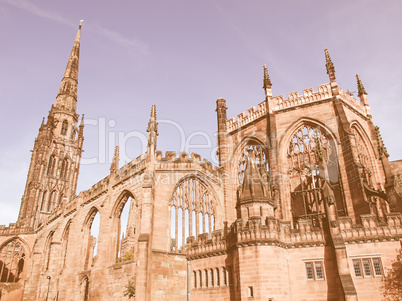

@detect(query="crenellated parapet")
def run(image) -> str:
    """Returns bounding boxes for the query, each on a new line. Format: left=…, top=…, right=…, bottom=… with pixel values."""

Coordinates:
left=155, top=151, right=220, bottom=179
left=0, top=224, right=33, bottom=236
left=339, top=213, right=402, bottom=243
left=226, top=101, right=267, bottom=132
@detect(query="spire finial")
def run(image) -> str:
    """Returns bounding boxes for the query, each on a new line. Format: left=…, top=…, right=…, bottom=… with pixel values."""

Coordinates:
left=110, top=145, right=120, bottom=173
left=55, top=25, right=82, bottom=113
left=356, top=74, right=367, bottom=97
left=324, top=48, right=336, bottom=83
left=263, top=64, right=272, bottom=97
left=375, top=126, right=389, bottom=158
left=79, top=20, right=84, bottom=28
left=147, top=105, right=158, bottom=147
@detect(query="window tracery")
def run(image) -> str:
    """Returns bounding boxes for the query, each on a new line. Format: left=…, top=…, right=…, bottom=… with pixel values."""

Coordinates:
left=287, top=125, right=345, bottom=227
left=61, top=120, right=68, bottom=136
left=170, top=178, right=215, bottom=252
left=237, top=144, right=269, bottom=185
left=0, top=240, right=25, bottom=283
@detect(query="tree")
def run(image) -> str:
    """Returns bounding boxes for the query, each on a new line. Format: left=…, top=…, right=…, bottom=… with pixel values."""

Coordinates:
left=382, top=247, right=402, bottom=300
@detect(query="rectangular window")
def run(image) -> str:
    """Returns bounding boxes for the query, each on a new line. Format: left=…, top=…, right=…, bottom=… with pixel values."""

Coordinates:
left=362, top=259, right=372, bottom=277
left=315, top=262, right=324, bottom=280
left=353, top=259, right=362, bottom=277
left=305, top=262, right=314, bottom=280
left=248, top=286, right=254, bottom=298
left=372, top=258, right=383, bottom=276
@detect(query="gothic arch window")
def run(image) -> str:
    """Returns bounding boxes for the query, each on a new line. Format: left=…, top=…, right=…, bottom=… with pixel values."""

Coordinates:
left=80, top=275, right=89, bottom=301
left=48, top=191, right=57, bottom=212
left=114, top=192, right=137, bottom=263
left=60, top=158, right=69, bottom=180
left=47, top=155, right=56, bottom=176
left=43, top=232, right=54, bottom=271
left=61, top=120, right=68, bottom=136
left=61, top=222, right=71, bottom=272
left=287, top=124, right=345, bottom=227
left=0, top=239, right=26, bottom=283
left=352, top=126, right=376, bottom=187
left=83, top=209, right=100, bottom=270
left=237, top=143, right=269, bottom=186
left=170, top=177, right=216, bottom=252
left=40, top=191, right=49, bottom=212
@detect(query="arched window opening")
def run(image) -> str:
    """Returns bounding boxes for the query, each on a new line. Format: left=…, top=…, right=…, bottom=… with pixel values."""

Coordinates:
left=41, top=191, right=48, bottom=212
left=117, top=196, right=136, bottom=262
left=44, top=232, right=54, bottom=271
left=287, top=125, right=345, bottom=228
left=238, top=144, right=269, bottom=186
left=80, top=276, right=89, bottom=301
left=61, top=223, right=70, bottom=271
left=60, top=158, right=69, bottom=180
left=210, top=269, right=214, bottom=287
left=47, top=155, right=56, bottom=176
left=48, top=191, right=57, bottom=212
left=85, top=211, right=100, bottom=269
left=193, top=271, right=197, bottom=288
left=170, top=178, right=216, bottom=252
left=198, top=270, right=202, bottom=288
left=0, top=240, right=25, bottom=283
left=61, top=120, right=68, bottom=136
left=216, top=267, right=220, bottom=286
left=205, top=270, right=208, bottom=288
left=222, top=267, right=227, bottom=286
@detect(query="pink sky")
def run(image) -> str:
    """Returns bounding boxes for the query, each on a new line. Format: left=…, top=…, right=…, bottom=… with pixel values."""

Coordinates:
left=0, top=0, right=401, bottom=225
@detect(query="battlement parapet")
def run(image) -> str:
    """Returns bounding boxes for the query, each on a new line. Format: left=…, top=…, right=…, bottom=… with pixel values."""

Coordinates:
left=0, top=224, right=33, bottom=235
left=273, top=84, right=332, bottom=111
left=155, top=151, right=220, bottom=174
left=114, top=158, right=146, bottom=185
left=227, top=101, right=267, bottom=132
left=340, top=213, right=402, bottom=243
left=80, top=177, right=110, bottom=204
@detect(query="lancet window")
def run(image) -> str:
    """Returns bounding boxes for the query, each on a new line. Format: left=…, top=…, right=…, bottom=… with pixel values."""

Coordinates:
left=48, top=191, right=57, bottom=212
left=170, top=178, right=216, bottom=252
left=61, top=120, right=68, bottom=136
left=352, top=127, right=375, bottom=187
left=60, top=158, right=69, bottom=179
left=47, top=155, right=56, bottom=176
left=40, top=191, right=48, bottom=211
left=116, top=195, right=137, bottom=262
left=287, top=125, right=345, bottom=227
left=237, top=144, right=269, bottom=185
left=0, top=240, right=25, bottom=283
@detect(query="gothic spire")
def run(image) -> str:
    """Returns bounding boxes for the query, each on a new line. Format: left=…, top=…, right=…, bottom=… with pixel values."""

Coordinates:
left=55, top=22, right=82, bottom=113
left=375, top=126, right=389, bottom=158
left=324, top=48, right=336, bottom=84
left=263, top=64, right=272, bottom=97
left=356, top=74, right=367, bottom=97
left=110, top=146, right=120, bottom=173
left=147, top=104, right=158, bottom=147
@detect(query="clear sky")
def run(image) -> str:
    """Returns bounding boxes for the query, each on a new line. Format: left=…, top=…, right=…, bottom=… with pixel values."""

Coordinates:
left=0, top=0, right=401, bottom=226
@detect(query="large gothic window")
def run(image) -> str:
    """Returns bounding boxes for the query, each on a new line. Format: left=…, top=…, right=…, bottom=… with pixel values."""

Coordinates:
left=116, top=194, right=137, bottom=262
left=287, top=125, right=345, bottom=227
left=84, top=209, right=100, bottom=270
left=352, top=127, right=375, bottom=187
left=170, top=178, right=216, bottom=252
left=0, top=240, right=25, bottom=283
left=237, top=144, right=269, bottom=186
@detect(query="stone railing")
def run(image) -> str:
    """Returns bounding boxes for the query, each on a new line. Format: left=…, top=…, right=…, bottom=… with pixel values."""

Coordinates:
left=0, top=224, right=34, bottom=235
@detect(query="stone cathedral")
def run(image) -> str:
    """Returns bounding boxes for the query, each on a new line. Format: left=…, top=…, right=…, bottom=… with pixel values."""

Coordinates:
left=0, top=25, right=401, bottom=301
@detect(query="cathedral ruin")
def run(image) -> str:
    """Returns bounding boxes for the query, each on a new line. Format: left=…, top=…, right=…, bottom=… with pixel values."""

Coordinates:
left=0, top=25, right=401, bottom=301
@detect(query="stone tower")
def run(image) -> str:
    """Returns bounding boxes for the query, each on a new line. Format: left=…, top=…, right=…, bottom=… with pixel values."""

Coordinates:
left=17, top=24, right=84, bottom=228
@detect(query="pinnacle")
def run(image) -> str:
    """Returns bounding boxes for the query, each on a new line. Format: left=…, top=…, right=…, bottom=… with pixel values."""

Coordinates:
left=356, top=74, right=367, bottom=96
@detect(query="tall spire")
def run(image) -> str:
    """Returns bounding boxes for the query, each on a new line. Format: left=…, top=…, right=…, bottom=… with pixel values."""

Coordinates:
left=55, top=22, right=82, bottom=113
left=356, top=74, right=367, bottom=97
left=110, top=146, right=120, bottom=173
left=324, top=48, right=336, bottom=84
left=147, top=105, right=158, bottom=162
left=263, top=64, right=272, bottom=97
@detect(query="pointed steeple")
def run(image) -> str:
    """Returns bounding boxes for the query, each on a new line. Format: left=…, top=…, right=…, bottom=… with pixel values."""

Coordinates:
left=263, top=64, right=272, bottom=97
left=55, top=22, right=82, bottom=113
left=324, top=48, right=336, bottom=84
left=110, top=146, right=120, bottom=173
left=356, top=74, right=367, bottom=97
left=147, top=105, right=158, bottom=162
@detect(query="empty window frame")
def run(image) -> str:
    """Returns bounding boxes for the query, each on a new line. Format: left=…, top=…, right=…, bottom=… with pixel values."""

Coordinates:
left=305, top=261, right=325, bottom=280
left=352, top=257, right=383, bottom=278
